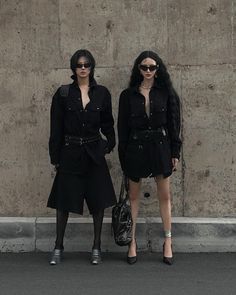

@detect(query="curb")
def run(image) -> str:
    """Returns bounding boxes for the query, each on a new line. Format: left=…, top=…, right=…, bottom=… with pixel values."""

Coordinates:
left=0, top=217, right=235, bottom=252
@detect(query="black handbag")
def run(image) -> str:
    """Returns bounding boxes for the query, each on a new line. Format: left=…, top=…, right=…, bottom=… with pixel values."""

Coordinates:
left=112, top=176, right=133, bottom=246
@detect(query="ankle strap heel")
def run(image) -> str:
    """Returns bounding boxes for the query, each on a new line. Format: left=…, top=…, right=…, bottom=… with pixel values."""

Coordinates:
left=164, top=230, right=172, bottom=238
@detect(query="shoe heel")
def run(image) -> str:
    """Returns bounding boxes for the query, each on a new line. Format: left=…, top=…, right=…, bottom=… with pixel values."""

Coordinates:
left=163, top=242, right=173, bottom=265
left=49, top=249, right=63, bottom=265
left=91, top=249, right=102, bottom=265
left=127, top=239, right=137, bottom=265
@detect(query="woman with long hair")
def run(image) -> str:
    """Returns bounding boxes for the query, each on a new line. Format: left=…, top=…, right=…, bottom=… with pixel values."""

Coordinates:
left=118, top=50, right=181, bottom=265
left=48, top=49, right=116, bottom=265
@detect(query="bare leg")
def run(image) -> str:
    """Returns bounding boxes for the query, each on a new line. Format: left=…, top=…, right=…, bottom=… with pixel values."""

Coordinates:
left=128, top=179, right=142, bottom=257
left=155, top=176, right=172, bottom=258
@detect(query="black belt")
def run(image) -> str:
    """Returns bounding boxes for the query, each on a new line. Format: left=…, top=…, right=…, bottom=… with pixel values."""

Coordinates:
left=130, top=127, right=167, bottom=141
left=64, top=134, right=101, bottom=146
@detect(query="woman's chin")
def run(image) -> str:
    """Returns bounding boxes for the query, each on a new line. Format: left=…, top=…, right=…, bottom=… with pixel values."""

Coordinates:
left=78, top=74, right=89, bottom=79
left=144, top=75, right=154, bottom=80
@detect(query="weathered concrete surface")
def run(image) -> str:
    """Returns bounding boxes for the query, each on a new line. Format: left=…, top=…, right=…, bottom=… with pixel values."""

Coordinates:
left=0, top=1, right=235, bottom=217
left=59, top=0, right=169, bottom=67
left=0, top=217, right=35, bottom=252
left=1, top=217, right=236, bottom=252
left=0, top=69, right=70, bottom=216
left=0, top=0, right=61, bottom=70
left=182, top=65, right=236, bottom=217
left=167, top=0, right=235, bottom=65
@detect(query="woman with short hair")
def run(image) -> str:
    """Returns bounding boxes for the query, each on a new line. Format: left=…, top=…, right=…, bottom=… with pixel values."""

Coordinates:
left=48, top=49, right=116, bottom=265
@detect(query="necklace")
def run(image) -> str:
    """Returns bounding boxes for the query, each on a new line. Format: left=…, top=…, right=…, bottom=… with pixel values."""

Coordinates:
left=140, top=84, right=152, bottom=89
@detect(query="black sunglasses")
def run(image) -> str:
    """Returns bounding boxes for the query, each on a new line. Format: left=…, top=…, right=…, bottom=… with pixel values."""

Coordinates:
left=76, top=63, right=91, bottom=69
left=139, top=64, right=159, bottom=72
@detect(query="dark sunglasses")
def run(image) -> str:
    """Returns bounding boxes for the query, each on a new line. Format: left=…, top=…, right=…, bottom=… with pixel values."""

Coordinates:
left=139, top=64, right=159, bottom=72
left=76, top=63, right=91, bottom=69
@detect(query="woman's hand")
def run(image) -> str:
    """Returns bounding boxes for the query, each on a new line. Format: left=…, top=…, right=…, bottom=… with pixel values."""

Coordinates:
left=172, top=158, right=179, bottom=171
left=51, top=164, right=59, bottom=178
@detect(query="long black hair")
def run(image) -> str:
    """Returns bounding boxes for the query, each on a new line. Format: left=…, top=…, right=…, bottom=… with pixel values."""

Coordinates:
left=70, top=49, right=96, bottom=82
left=129, top=50, right=178, bottom=97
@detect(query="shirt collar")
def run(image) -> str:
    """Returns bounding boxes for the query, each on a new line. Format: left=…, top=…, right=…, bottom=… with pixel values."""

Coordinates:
left=72, top=78, right=97, bottom=89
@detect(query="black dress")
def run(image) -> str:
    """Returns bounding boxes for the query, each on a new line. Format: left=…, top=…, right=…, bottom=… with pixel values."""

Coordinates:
left=117, top=81, right=181, bottom=182
left=47, top=79, right=116, bottom=214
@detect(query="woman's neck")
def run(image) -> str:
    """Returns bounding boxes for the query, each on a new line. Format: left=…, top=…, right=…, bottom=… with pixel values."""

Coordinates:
left=77, top=77, right=89, bottom=87
left=140, top=78, right=154, bottom=89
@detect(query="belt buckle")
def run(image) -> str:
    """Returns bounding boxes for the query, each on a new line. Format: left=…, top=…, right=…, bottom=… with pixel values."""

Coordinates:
left=79, top=138, right=83, bottom=145
left=162, top=127, right=166, bottom=136
left=65, top=135, right=69, bottom=146
left=145, top=131, right=150, bottom=139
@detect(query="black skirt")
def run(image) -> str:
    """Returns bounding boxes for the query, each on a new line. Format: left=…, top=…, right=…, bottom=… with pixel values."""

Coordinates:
left=123, top=129, right=173, bottom=182
left=47, top=155, right=116, bottom=215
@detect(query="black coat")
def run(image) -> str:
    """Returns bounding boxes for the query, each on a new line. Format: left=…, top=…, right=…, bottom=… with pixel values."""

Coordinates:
left=117, top=82, right=181, bottom=178
left=49, top=80, right=115, bottom=174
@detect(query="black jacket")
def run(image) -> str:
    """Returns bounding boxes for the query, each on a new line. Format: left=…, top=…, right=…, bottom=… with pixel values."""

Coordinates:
left=49, top=80, right=115, bottom=173
left=117, top=82, right=181, bottom=171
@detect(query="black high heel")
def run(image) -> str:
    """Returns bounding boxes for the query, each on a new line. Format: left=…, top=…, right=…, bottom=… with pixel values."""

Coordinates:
left=163, top=242, right=173, bottom=265
left=127, top=239, right=137, bottom=265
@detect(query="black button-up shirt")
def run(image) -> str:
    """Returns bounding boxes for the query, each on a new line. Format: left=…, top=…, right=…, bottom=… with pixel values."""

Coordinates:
left=49, top=80, right=115, bottom=169
left=117, top=82, right=181, bottom=170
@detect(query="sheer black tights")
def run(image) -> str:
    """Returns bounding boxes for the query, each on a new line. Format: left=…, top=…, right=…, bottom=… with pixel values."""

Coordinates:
left=54, top=209, right=104, bottom=250
left=55, top=210, right=69, bottom=250
left=92, top=209, right=104, bottom=250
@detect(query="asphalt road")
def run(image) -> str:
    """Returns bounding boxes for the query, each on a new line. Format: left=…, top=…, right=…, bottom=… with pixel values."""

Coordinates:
left=0, top=252, right=236, bottom=295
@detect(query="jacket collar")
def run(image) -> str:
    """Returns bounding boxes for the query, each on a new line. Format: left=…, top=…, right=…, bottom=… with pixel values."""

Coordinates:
left=72, top=78, right=97, bottom=89
left=89, top=78, right=97, bottom=88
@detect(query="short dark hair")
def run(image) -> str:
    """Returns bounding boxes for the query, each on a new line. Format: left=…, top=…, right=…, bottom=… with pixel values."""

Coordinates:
left=70, top=49, right=96, bottom=81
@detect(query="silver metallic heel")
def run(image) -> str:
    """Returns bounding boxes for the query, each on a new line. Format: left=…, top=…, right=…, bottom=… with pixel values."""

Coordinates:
left=49, top=249, right=63, bottom=265
left=91, top=249, right=102, bottom=265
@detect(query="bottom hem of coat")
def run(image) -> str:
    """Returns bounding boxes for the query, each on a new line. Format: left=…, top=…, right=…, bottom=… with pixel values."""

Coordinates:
left=47, top=201, right=116, bottom=215
left=126, top=170, right=173, bottom=183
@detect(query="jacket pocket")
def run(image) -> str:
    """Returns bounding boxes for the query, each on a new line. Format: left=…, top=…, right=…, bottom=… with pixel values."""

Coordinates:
left=152, top=104, right=167, bottom=124
left=65, top=99, right=78, bottom=112
left=130, top=112, right=147, bottom=128
left=86, top=104, right=101, bottom=125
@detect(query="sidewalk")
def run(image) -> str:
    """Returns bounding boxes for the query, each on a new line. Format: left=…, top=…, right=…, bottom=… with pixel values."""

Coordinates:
left=0, top=252, right=235, bottom=295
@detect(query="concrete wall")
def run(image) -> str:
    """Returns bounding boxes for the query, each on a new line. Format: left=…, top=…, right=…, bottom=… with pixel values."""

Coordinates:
left=0, top=0, right=235, bottom=217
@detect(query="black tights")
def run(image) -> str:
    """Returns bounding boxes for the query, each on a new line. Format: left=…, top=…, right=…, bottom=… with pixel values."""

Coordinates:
left=92, top=209, right=104, bottom=250
left=55, top=210, right=69, bottom=250
left=54, top=209, right=104, bottom=250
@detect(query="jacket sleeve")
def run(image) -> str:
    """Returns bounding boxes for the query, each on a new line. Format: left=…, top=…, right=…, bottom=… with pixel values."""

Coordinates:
left=167, top=88, right=182, bottom=159
left=100, top=88, right=116, bottom=153
left=117, top=90, right=131, bottom=171
left=49, top=88, right=64, bottom=165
